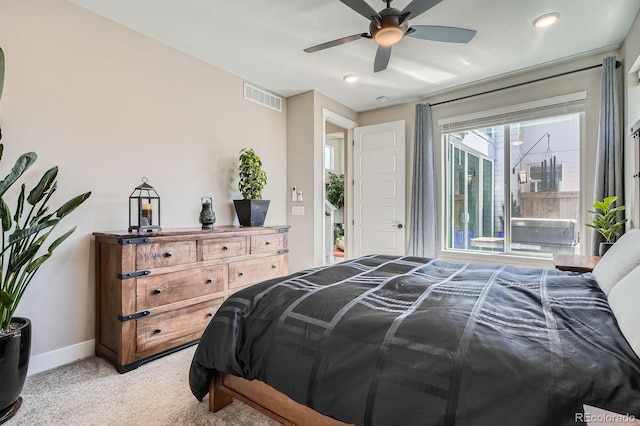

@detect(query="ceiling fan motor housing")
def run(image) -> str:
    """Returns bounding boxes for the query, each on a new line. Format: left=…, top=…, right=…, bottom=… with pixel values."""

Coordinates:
left=370, top=8, right=408, bottom=46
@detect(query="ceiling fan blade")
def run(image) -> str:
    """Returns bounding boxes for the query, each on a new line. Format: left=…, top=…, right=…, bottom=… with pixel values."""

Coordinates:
left=409, top=25, right=476, bottom=43
left=339, top=0, right=381, bottom=22
left=374, top=45, right=392, bottom=73
left=401, top=0, right=443, bottom=20
left=304, top=33, right=368, bottom=53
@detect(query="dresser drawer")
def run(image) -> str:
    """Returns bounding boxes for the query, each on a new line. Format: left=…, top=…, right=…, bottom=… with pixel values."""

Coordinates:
left=136, top=265, right=226, bottom=310
left=228, top=255, right=285, bottom=289
left=136, top=241, right=197, bottom=269
left=202, top=236, right=247, bottom=260
left=136, top=299, right=222, bottom=353
left=251, top=233, right=285, bottom=253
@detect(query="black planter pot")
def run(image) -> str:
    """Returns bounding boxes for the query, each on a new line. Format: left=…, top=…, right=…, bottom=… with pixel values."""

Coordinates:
left=599, top=242, right=614, bottom=257
left=0, top=317, right=31, bottom=424
left=233, top=199, right=270, bottom=227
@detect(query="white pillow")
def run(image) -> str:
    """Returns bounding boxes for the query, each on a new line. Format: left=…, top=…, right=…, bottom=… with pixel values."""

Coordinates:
left=592, top=228, right=640, bottom=295
left=607, top=264, right=640, bottom=356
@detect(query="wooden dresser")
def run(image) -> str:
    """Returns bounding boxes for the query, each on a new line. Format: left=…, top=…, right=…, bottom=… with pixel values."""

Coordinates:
left=93, top=226, right=290, bottom=372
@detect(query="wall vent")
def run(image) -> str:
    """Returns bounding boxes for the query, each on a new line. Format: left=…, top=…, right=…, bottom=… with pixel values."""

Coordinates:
left=244, top=83, right=282, bottom=112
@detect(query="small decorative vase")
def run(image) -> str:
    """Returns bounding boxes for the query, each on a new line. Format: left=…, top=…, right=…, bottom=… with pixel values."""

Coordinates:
left=199, top=197, right=216, bottom=229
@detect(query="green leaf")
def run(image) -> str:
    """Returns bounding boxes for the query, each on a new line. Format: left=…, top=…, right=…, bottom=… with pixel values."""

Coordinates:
left=14, top=184, right=25, bottom=223
left=8, top=244, right=40, bottom=272
left=0, top=152, right=37, bottom=198
left=26, top=253, right=51, bottom=273
left=0, top=289, right=13, bottom=309
left=27, top=166, right=58, bottom=205
left=8, top=219, right=59, bottom=245
left=48, top=226, right=76, bottom=253
left=55, top=192, right=91, bottom=219
left=0, top=197, right=11, bottom=232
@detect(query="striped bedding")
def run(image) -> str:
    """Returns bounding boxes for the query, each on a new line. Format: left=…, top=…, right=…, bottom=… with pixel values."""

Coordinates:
left=189, top=255, right=640, bottom=426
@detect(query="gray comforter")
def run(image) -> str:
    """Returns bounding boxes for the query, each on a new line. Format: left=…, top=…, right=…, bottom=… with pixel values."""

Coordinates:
left=190, top=255, right=640, bottom=425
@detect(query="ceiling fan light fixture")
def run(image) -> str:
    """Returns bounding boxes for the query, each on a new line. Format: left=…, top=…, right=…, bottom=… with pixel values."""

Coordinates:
left=374, top=25, right=404, bottom=46
left=533, top=13, right=559, bottom=28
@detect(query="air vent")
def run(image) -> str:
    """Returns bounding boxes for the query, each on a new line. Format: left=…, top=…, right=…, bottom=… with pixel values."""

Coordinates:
left=243, top=83, right=282, bottom=112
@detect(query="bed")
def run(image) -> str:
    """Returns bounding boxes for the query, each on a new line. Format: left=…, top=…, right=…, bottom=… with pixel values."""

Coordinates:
left=189, top=231, right=640, bottom=426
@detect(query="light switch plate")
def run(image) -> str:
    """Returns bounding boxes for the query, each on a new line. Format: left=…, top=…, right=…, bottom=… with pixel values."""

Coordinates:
left=292, top=206, right=304, bottom=216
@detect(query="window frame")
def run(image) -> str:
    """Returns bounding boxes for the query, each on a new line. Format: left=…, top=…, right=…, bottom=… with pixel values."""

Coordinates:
left=437, top=93, right=588, bottom=262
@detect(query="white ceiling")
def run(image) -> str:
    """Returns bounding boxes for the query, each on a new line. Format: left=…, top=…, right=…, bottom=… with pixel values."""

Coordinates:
left=68, top=0, right=640, bottom=112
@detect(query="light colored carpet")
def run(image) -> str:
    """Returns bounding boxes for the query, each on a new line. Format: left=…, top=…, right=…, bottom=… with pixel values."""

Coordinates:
left=8, top=346, right=278, bottom=426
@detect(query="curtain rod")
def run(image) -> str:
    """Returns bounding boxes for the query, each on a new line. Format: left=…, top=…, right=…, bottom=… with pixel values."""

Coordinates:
left=430, top=60, right=621, bottom=107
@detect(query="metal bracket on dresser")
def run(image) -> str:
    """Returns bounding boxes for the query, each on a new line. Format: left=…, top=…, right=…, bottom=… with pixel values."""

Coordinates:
left=276, top=249, right=289, bottom=255
left=117, top=270, right=151, bottom=279
left=276, top=227, right=289, bottom=233
left=117, top=237, right=152, bottom=245
left=118, top=311, right=150, bottom=322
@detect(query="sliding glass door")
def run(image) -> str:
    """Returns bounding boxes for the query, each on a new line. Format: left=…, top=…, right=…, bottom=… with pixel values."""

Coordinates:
left=446, top=133, right=494, bottom=251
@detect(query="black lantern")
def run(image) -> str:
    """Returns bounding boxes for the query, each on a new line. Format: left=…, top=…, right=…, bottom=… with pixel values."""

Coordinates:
left=129, top=177, right=161, bottom=232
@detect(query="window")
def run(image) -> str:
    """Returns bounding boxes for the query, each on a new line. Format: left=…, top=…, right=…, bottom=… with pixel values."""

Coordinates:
left=441, top=94, right=585, bottom=256
left=324, top=145, right=334, bottom=170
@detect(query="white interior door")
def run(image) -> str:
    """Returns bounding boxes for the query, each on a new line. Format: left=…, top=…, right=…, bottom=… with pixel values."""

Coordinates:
left=352, top=120, right=406, bottom=257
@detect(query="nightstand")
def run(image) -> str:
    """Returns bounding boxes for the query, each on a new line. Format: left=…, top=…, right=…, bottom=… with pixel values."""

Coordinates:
left=553, top=254, right=601, bottom=273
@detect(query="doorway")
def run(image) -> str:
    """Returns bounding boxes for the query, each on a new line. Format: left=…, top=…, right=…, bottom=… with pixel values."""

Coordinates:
left=324, top=129, right=346, bottom=264
left=322, top=109, right=357, bottom=266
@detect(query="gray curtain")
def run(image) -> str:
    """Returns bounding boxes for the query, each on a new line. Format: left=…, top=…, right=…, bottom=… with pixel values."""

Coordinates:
left=408, top=104, right=437, bottom=257
left=591, top=56, right=623, bottom=255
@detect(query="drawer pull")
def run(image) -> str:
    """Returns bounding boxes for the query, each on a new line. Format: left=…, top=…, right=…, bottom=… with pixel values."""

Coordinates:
left=165, top=252, right=173, bottom=257
left=271, top=264, right=277, bottom=269
left=154, top=328, right=162, bottom=334
left=222, top=246, right=229, bottom=251
left=154, top=288, right=162, bottom=294
left=238, top=272, right=244, bottom=277
left=265, top=241, right=271, bottom=245
left=206, top=278, right=213, bottom=284
left=207, top=312, right=213, bottom=317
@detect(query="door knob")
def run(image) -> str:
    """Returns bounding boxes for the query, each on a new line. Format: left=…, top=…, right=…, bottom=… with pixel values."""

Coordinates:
left=396, top=224, right=404, bottom=229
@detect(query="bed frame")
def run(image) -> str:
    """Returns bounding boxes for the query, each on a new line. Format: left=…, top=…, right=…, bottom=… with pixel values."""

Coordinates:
left=208, top=372, right=640, bottom=426
left=209, top=371, right=351, bottom=426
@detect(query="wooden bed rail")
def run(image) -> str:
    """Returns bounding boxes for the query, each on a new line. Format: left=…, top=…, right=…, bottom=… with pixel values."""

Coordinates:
left=209, top=372, right=351, bottom=426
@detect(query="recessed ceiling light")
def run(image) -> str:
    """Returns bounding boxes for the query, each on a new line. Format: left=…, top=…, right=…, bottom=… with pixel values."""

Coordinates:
left=533, top=13, right=559, bottom=28
left=343, top=74, right=358, bottom=83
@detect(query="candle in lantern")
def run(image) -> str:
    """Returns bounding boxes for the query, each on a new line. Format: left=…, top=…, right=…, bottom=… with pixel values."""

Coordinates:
left=141, top=203, right=153, bottom=226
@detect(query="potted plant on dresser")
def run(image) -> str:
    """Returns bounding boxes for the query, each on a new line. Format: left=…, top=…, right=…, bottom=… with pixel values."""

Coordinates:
left=586, top=195, right=627, bottom=256
left=0, top=47, right=92, bottom=424
left=233, top=148, right=269, bottom=227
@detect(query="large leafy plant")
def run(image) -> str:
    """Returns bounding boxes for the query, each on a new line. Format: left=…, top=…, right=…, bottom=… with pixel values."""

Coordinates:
left=586, top=195, right=627, bottom=243
left=0, top=142, right=91, bottom=332
left=326, top=172, right=344, bottom=209
left=238, top=148, right=267, bottom=200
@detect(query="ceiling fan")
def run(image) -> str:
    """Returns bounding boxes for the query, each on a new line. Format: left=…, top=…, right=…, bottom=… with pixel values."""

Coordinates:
left=304, top=0, right=476, bottom=73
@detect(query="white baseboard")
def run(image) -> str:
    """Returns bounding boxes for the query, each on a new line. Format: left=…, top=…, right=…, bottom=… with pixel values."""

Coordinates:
left=27, top=339, right=95, bottom=376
